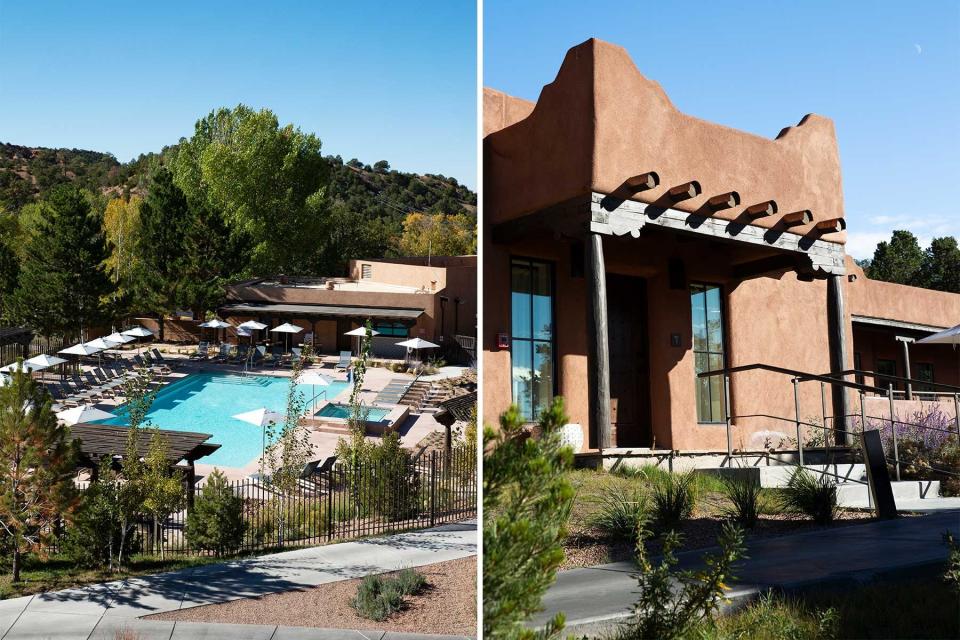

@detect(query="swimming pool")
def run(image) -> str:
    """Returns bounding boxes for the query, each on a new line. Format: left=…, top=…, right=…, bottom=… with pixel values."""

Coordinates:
left=96, top=372, right=350, bottom=468
left=317, top=403, right=390, bottom=422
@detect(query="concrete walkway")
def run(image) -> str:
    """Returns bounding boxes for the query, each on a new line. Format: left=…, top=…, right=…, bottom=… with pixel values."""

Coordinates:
left=0, top=521, right=477, bottom=640
left=534, top=510, right=960, bottom=635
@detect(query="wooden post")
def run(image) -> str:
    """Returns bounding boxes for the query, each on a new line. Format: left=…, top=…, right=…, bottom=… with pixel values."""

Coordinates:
left=827, top=274, right=850, bottom=445
left=585, top=233, right=612, bottom=450
left=897, top=337, right=913, bottom=400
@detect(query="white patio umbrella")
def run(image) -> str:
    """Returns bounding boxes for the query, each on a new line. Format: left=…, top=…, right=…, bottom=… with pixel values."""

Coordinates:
left=85, top=337, right=121, bottom=350
left=122, top=326, right=155, bottom=354
left=24, top=354, right=66, bottom=379
left=396, top=337, right=440, bottom=364
left=233, top=407, right=284, bottom=462
left=916, top=324, right=960, bottom=346
left=60, top=343, right=101, bottom=356
left=270, top=323, right=303, bottom=353
left=105, top=332, right=135, bottom=345
left=0, top=362, right=38, bottom=374
left=298, top=371, right=334, bottom=414
left=344, top=326, right=380, bottom=356
left=57, top=404, right=116, bottom=426
left=238, top=320, right=267, bottom=348
left=25, top=354, right=67, bottom=369
left=237, top=327, right=251, bottom=337
left=199, top=319, right=231, bottom=344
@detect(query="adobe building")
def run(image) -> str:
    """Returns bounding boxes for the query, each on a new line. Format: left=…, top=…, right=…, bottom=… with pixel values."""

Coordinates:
left=483, top=39, right=960, bottom=456
left=219, top=256, right=476, bottom=359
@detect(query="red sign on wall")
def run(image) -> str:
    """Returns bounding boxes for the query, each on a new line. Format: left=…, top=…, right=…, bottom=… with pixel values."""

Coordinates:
left=497, top=333, right=509, bottom=349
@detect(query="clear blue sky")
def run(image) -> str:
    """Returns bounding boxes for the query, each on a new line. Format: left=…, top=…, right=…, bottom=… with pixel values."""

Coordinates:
left=485, top=0, right=960, bottom=258
left=0, top=1, right=477, bottom=188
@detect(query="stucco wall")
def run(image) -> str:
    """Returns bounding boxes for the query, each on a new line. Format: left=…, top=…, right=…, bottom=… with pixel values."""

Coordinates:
left=846, top=258, right=960, bottom=329
left=485, top=38, right=845, bottom=243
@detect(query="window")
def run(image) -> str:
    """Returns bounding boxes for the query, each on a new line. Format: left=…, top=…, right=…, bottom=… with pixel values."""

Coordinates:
left=511, top=258, right=554, bottom=421
left=691, top=283, right=726, bottom=423
left=361, top=264, right=372, bottom=279
left=876, top=359, right=897, bottom=392
left=916, top=362, right=934, bottom=395
left=374, top=322, right=408, bottom=337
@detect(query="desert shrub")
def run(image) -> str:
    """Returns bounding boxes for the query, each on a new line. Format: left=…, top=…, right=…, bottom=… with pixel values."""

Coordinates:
left=652, top=471, right=698, bottom=531
left=336, top=432, right=422, bottom=521
left=719, top=475, right=764, bottom=528
left=186, top=469, right=246, bottom=556
left=613, top=522, right=745, bottom=640
left=588, top=485, right=650, bottom=542
left=484, top=398, right=574, bottom=640
left=351, top=569, right=427, bottom=621
left=249, top=500, right=327, bottom=547
left=780, top=469, right=838, bottom=524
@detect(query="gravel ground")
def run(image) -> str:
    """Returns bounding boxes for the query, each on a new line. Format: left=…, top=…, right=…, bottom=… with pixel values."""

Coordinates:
left=147, top=557, right=477, bottom=636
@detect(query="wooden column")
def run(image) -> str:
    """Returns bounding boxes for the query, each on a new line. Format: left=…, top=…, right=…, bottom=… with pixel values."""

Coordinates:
left=827, top=274, right=850, bottom=444
left=586, top=232, right=612, bottom=450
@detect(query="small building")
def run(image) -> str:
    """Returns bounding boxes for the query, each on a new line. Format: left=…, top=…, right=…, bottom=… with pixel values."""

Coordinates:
left=220, top=256, right=476, bottom=359
left=483, top=39, right=960, bottom=456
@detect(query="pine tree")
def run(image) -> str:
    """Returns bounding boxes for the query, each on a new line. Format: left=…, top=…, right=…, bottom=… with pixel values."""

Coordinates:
left=868, top=230, right=924, bottom=286
left=180, top=198, right=249, bottom=318
left=483, top=398, right=574, bottom=639
left=132, top=167, right=189, bottom=341
left=918, top=237, right=960, bottom=293
left=0, top=366, right=78, bottom=581
left=6, top=186, right=113, bottom=339
left=186, top=469, right=245, bottom=556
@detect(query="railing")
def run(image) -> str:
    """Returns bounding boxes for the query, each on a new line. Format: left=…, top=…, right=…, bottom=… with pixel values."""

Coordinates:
left=47, top=448, right=476, bottom=557
left=698, top=363, right=959, bottom=487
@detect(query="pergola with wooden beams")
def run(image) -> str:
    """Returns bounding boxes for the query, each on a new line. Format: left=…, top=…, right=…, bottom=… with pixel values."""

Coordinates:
left=71, top=423, right=220, bottom=507
left=484, top=38, right=852, bottom=449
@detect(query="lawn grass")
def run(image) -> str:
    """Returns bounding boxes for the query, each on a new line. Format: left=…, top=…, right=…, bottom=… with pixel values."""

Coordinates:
left=0, top=553, right=232, bottom=600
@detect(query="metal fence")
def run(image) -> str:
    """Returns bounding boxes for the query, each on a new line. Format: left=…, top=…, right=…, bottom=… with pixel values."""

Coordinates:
left=58, top=447, right=476, bottom=558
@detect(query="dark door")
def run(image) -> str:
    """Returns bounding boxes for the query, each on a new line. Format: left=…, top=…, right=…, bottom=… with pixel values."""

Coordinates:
left=606, top=274, right=651, bottom=447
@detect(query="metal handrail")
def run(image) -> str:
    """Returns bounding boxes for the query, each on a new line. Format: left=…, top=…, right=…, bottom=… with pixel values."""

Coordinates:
left=697, top=363, right=887, bottom=395
left=803, top=368, right=960, bottom=394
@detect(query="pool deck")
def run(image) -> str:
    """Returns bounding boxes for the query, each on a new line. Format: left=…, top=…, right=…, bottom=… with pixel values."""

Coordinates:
left=79, top=348, right=466, bottom=483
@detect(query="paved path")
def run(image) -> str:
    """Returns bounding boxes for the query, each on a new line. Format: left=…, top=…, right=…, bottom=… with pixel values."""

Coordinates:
left=533, top=510, right=960, bottom=634
left=0, top=521, right=476, bottom=640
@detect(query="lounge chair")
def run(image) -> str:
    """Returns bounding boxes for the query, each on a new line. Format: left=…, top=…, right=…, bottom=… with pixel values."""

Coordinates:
left=133, top=354, right=167, bottom=377
left=189, top=342, right=210, bottom=360
left=213, top=343, right=232, bottom=362
left=150, top=349, right=178, bottom=370
left=288, top=348, right=302, bottom=368
left=230, top=344, right=250, bottom=364
left=249, top=346, right=266, bottom=368
left=335, top=351, right=352, bottom=370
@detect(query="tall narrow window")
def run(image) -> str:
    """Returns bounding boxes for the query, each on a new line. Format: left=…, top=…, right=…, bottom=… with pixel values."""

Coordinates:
left=691, top=283, right=726, bottom=423
left=511, top=259, right=554, bottom=421
left=876, top=359, right=897, bottom=392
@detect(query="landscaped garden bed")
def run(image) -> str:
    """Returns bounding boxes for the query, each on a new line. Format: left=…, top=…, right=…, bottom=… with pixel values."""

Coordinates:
left=560, top=467, right=881, bottom=570
left=147, top=556, right=477, bottom=636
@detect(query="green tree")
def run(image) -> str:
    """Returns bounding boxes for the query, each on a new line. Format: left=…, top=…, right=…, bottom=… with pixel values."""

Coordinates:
left=0, top=366, right=78, bottom=581
left=397, top=212, right=477, bottom=257
left=186, top=468, right=245, bottom=556
left=918, top=236, right=960, bottom=293
left=141, top=430, right=186, bottom=559
left=6, top=186, right=114, bottom=338
left=171, top=105, right=330, bottom=273
left=483, top=399, right=574, bottom=640
left=62, top=457, right=122, bottom=569
left=867, top=230, right=924, bottom=285
left=180, top=199, right=249, bottom=318
left=103, top=195, right=142, bottom=294
left=132, top=167, right=189, bottom=341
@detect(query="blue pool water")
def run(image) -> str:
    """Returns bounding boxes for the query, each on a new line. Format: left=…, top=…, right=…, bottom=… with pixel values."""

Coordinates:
left=318, top=403, right=390, bottom=422
left=97, top=372, right=350, bottom=468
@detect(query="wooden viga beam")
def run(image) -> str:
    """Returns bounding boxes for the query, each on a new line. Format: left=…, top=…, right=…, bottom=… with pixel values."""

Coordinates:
left=667, top=180, right=702, bottom=201
left=706, top=191, right=740, bottom=211
left=625, top=171, right=660, bottom=193
left=743, top=200, right=778, bottom=219
left=815, top=217, right=847, bottom=233
left=782, top=210, right=813, bottom=227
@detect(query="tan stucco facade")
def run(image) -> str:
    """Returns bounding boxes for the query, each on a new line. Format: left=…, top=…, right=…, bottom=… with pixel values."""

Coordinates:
left=483, top=39, right=960, bottom=454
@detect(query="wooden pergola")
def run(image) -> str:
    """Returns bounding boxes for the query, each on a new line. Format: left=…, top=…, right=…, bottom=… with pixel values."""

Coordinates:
left=71, top=423, right=220, bottom=507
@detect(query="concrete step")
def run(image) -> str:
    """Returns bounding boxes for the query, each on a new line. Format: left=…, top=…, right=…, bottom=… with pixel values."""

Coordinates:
left=758, top=464, right=866, bottom=488
left=837, top=480, right=940, bottom=507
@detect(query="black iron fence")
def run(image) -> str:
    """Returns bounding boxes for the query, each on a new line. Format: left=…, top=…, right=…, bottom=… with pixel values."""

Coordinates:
left=57, top=448, right=476, bottom=557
